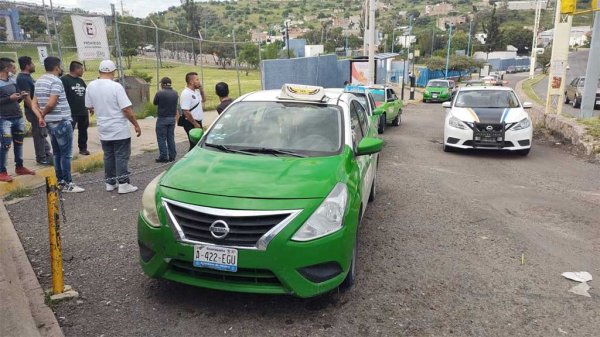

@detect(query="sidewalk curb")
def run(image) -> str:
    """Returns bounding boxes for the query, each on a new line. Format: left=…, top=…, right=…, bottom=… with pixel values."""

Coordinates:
left=0, top=152, right=104, bottom=198
left=516, top=77, right=600, bottom=160
left=0, top=200, right=64, bottom=337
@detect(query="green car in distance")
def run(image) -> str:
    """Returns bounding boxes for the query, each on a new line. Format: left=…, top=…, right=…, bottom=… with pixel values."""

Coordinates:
left=423, top=79, right=455, bottom=103
left=138, top=84, right=384, bottom=298
left=368, top=86, right=402, bottom=133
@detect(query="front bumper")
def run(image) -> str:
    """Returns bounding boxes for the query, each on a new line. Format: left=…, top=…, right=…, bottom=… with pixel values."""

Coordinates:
left=137, top=190, right=359, bottom=298
left=443, top=124, right=533, bottom=150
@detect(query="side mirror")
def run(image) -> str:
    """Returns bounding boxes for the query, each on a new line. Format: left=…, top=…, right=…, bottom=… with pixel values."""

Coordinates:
left=522, top=102, right=533, bottom=109
left=356, top=137, right=383, bottom=156
left=442, top=102, right=452, bottom=108
left=188, top=128, right=204, bottom=146
left=372, top=107, right=384, bottom=116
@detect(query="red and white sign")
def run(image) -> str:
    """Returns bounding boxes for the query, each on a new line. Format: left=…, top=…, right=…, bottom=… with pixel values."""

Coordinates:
left=71, top=15, right=110, bottom=61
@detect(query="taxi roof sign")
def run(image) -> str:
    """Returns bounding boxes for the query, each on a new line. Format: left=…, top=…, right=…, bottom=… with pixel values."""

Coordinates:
left=344, top=85, right=366, bottom=94
left=280, top=84, right=326, bottom=102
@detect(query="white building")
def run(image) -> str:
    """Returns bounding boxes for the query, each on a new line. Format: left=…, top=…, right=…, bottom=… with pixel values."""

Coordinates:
left=473, top=50, right=518, bottom=60
left=474, top=33, right=487, bottom=44
left=506, top=0, right=548, bottom=10
left=305, top=45, right=324, bottom=57
left=539, top=26, right=592, bottom=47
left=395, top=35, right=417, bottom=48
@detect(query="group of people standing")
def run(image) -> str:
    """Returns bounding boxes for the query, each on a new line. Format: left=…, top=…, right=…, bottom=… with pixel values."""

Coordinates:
left=0, top=57, right=140, bottom=194
left=1, top=55, right=234, bottom=194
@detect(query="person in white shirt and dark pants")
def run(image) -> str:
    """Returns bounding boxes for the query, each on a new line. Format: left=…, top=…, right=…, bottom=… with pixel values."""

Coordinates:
left=84, top=60, right=141, bottom=194
left=179, top=72, right=205, bottom=150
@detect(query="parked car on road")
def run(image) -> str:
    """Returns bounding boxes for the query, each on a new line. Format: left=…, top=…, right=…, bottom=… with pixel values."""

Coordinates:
left=564, top=76, right=600, bottom=109
left=138, top=84, right=384, bottom=298
left=442, top=86, right=533, bottom=156
left=506, top=66, right=517, bottom=74
left=367, top=85, right=403, bottom=130
left=341, top=85, right=385, bottom=134
left=423, top=79, right=454, bottom=103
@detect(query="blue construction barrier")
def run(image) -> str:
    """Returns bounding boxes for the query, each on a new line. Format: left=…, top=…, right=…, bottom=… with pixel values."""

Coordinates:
left=416, top=69, right=470, bottom=87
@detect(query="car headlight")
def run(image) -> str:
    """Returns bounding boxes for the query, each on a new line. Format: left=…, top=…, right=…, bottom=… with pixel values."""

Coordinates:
left=424, top=89, right=430, bottom=94
left=142, top=172, right=165, bottom=228
left=512, top=117, right=531, bottom=131
left=449, top=116, right=468, bottom=130
left=292, top=183, right=348, bottom=242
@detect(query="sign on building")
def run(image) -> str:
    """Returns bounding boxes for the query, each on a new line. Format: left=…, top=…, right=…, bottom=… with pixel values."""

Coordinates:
left=37, top=46, right=48, bottom=64
left=71, top=16, right=110, bottom=61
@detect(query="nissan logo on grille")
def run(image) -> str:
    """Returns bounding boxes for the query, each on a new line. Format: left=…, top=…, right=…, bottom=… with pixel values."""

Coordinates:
left=486, top=125, right=494, bottom=131
left=209, top=220, right=230, bottom=239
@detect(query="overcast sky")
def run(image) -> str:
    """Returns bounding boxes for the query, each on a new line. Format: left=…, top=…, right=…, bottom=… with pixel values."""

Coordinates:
left=32, top=0, right=183, bottom=17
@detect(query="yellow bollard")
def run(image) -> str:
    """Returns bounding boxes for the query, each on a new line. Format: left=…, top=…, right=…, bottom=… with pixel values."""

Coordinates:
left=46, top=176, right=64, bottom=295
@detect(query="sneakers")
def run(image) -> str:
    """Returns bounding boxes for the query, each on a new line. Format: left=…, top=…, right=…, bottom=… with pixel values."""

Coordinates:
left=0, top=172, right=13, bottom=183
left=105, top=183, right=118, bottom=192
left=62, top=182, right=85, bottom=193
left=118, top=183, right=138, bottom=194
left=155, top=158, right=169, bottom=163
left=79, top=150, right=90, bottom=156
left=15, top=166, right=35, bottom=175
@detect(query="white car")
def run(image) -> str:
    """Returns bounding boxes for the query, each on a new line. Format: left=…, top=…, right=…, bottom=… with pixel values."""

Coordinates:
left=442, top=86, right=533, bottom=156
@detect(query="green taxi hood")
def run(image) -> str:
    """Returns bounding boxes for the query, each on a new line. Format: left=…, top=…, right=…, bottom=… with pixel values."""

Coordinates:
left=160, top=148, right=347, bottom=199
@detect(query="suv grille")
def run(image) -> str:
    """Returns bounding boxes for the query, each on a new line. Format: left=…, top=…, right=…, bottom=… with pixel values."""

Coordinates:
left=164, top=200, right=297, bottom=249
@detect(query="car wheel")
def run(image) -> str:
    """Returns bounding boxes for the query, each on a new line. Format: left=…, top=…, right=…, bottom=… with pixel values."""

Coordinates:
left=516, top=148, right=530, bottom=156
left=564, top=93, right=570, bottom=104
left=423, top=99, right=428, bottom=103
left=378, top=114, right=386, bottom=134
left=339, top=238, right=357, bottom=291
left=368, top=171, right=376, bottom=202
left=573, top=97, right=581, bottom=108
left=391, top=111, right=401, bottom=126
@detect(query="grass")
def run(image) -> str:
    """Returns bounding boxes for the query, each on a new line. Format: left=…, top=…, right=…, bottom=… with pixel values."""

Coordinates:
left=522, top=74, right=546, bottom=106
left=4, top=185, right=33, bottom=202
left=73, top=158, right=104, bottom=174
left=580, top=117, right=600, bottom=140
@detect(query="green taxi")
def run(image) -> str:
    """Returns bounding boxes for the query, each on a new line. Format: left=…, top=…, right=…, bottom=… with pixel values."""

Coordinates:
left=138, top=84, right=383, bottom=298
left=368, top=86, right=402, bottom=133
left=423, top=79, right=455, bottom=103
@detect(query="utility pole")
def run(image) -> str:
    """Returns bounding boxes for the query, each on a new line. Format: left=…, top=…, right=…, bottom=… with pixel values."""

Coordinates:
left=121, top=0, right=125, bottom=15
left=150, top=19, right=160, bottom=92
left=431, top=27, right=435, bottom=56
left=406, top=16, right=413, bottom=85
left=285, top=21, right=290, bottom=59
left=368, top=0, right=376, bottom=85
left=580, top=12, right=600, bottom=118
left=111, top=4, right=125, bottom=84
left=544, top=0, right=572, bottom=115
left=445, top=24, right=454, bottom=79
left=529, top=0, right=543, bottom=79
left=41, top=0, right=54, bottom=54
left=198, top=29, right=204, bottom=84
left=467, top=20, right=473, bottom=57
left=232, top=29, right=242, bottom=96
left=49, top=0, right=61, bottom=60
left=363, top=0, right=369, bottom=56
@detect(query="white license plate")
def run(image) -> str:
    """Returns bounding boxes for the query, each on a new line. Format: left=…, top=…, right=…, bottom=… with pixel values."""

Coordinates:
left=432, top=94, right=438, bottom=98
left=193, top=245, right=238, bottom=272
left=596, top=100, right=600, bottom=105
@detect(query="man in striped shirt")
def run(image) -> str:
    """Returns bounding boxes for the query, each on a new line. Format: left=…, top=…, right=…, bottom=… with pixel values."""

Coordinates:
left=34, top=57, right=84, bottom=193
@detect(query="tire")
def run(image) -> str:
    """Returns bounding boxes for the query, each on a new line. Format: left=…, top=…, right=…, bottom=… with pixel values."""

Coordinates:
left=516, top=148, right=530, bottom=156
left=339, top=238, right=357, bottom=291
left=368, top=171, right=376, bottom=202
left=564, top=93, right=570, bottom=104
left=423, top=99, right=429, bottom=103
left=378, top=114, right=386, bottom=134
left=391, top=111, right=401, bottom=127
left=573, top=97, right=581, bottom=108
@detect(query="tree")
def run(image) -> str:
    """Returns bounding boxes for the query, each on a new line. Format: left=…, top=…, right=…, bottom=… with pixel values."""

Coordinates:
left=536, top=46, right=551, bottom=72
left=59, top=16, right=75, bottom=47
left=19, top=13, right=45, bottom=40
left=481, top=6, right=502, bottom=52
left=123, top=48, right=139, bottom=69
left=502, top=27, right=532, bottom=55
left=238, top=44, right=259, bottom=71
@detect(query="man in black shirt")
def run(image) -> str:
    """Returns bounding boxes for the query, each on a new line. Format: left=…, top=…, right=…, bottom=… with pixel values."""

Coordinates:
left=61, top=61, right=90, bottom=155
left=215, top=82, right=233, bottom=114
left=16, top=56, right=52, bottom=165
left=153, top=77, right=178, bottom=162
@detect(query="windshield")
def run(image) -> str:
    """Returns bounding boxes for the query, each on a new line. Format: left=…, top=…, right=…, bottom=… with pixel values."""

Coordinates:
left=427, top=81, right=449, bottom=87
left=455, top=90, right=521, bottom=108
left=203, top=101, right=343, bottom=157
left=369, top=89, right=385, bottom=102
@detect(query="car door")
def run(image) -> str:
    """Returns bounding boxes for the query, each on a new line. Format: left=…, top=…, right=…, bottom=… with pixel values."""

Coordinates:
left=384, top=89, right=397, bottom=121
left=567, top=78, right=579, bottom=100
left=350, top=101, right=373, bottom=211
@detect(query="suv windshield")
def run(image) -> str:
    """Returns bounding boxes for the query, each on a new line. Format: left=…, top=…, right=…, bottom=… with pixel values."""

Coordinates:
left=455, top=90, right=521, bottom=108
left=428, top=81, right=449, bottom=87
left=203, top=101, right=343, bottom=157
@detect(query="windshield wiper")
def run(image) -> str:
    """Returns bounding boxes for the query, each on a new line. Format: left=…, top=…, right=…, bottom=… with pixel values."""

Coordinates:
left=238, top=147, right=307, bottom=158
left=204, top=143, right=257, bottom=156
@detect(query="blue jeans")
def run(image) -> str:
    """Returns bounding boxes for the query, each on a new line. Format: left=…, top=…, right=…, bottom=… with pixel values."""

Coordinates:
left=156, top=117, right=176, bottom=161
left=101, top=138, right=131, bottom=185
left=46, top=120, right=73, bottom=184
left=0, top=117, right=25, bottom=173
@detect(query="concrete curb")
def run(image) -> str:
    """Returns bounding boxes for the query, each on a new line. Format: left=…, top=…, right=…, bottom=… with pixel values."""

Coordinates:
left=0, top=200, right=64, bottom=337
left=516, top=77, right=600, bottom=161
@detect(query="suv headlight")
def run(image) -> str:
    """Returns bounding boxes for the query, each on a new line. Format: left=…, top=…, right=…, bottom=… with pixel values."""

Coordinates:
left=449, top=116, right=468, bottom=130
left=142, top=172, right=165, bottom=228
left=512, top=117, right=531, bottom=131
left=292, top=183, right=348, bottom=242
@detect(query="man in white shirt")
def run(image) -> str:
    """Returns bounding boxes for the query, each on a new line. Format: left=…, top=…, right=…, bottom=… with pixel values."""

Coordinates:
left=179, top=72, right=205, bottom=150
left=84, top=60, right=141, bottom=194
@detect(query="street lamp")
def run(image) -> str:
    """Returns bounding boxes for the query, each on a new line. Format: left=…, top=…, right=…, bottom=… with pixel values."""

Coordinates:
left=444, top=24, right=454, bottom=79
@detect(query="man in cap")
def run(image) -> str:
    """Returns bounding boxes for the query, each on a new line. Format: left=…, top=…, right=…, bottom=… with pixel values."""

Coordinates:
left=152, top=77, right=178, bottom=162
left=85, top=60, right=141, bottom=194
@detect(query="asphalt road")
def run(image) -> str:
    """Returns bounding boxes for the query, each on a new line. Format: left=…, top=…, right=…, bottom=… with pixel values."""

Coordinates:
left=7, top=103, right=600, bottom=337
left=533, top=49, right=590, bottom=117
